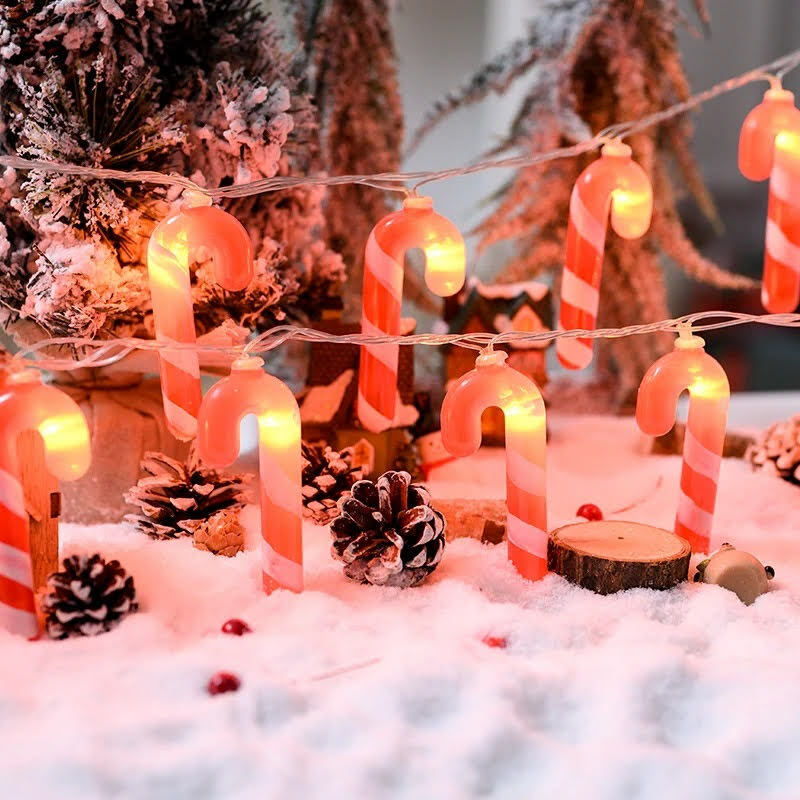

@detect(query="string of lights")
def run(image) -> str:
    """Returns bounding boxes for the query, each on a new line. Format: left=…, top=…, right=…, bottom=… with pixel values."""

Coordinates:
left=11, top=311, right=800, bottom=374
left=0, top=48, right=798, bottom=198
left=5, top=48, right=800, bottom=376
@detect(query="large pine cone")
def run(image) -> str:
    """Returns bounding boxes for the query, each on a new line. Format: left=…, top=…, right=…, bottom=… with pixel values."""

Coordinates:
left=746, top=415, right=800, bottom=484
left=331, top=470, right=445, bottom=588
left=124, top=446, right=250, bottom=539
left=42, top=554, right=138, bottom=639
left=302, top=441, right=364, bottom=524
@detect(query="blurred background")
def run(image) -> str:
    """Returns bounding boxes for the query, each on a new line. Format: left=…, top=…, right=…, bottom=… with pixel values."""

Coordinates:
left=393, top=0, right=800, bottom=392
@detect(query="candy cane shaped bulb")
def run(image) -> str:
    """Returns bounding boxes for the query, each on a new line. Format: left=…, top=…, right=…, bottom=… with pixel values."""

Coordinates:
left=636, top=328, right=729, bottom=555
left=557, top=141, right=653, bottom=370
left=147, top=193, right=253, bottom=441
left=440, top=350, right=548, bottom=580
left=0, top=370, right=90, bottom=637
left=197, top=356, right=303, bottom=594
left=739, top=86, right=800, bottom=312
left=358, top=196, right=466, bottom=433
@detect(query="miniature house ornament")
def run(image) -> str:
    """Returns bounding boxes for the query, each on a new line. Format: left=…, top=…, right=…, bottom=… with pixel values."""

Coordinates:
left=440, top=349, right=548, bottom=580
left=557, top=140, right=653, bottom=370
left=197, top=356, right=303, bottom=594
left=636, top=327, right=730, bottom=555
left=0, top=370, right=91, bottom=638
left=147, top=191, right=253, bottom=441
left=739, top=84, right=800, bottom=312
left=359, top=195, right=465, bottom=433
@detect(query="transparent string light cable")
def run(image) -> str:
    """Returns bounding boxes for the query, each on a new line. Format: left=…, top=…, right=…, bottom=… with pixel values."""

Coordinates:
left=2, top=47, right=800, bottom=371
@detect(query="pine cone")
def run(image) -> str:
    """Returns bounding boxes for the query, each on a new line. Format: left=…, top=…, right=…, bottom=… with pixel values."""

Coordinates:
left=330, top=470, right=446, bottom=588
left=124, top=445, right=250, bottom=539
left=745, top=416, right=800, bottom=484
left=302, top=440, right=364, bottom=524
left=193, top=509, right=245, bottom=557
left=42, top=554, right=138, bottom=639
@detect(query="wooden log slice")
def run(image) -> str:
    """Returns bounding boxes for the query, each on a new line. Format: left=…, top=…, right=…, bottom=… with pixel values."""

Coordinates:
left=548, top=520, right=690, bottom=594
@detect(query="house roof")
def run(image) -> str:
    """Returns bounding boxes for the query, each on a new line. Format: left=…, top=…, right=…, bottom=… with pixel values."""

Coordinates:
left=448, top=278, right=553, bottom=346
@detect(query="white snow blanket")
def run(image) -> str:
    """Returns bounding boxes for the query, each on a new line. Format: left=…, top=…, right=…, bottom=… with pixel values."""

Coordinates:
left=2, top=416, right=799, bottom=800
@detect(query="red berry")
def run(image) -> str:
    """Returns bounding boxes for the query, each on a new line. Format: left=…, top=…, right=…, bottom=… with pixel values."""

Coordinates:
left=207, top=671, right=241, bottom=696
left=221, top=618, right=251, bottom=636
left=576, top=503, right=603, bottom=521
left=481, top=634, right=508, bottom=649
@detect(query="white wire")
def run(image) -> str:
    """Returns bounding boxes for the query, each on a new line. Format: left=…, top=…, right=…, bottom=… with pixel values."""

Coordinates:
left=11, top=312, right=800, bottom=373
left=0, top=48, right=798, bottom=197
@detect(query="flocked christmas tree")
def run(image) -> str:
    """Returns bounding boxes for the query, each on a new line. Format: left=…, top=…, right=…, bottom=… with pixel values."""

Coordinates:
left=411, top=0, right=758, bottom=404
left=0, top=0, right=344, bottom=346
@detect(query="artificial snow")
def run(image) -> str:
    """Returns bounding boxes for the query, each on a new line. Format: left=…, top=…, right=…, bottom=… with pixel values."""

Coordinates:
left=3, top=416, right=800, bottom=799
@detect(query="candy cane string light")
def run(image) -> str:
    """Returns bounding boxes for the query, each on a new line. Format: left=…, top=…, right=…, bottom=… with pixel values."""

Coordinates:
left=358, top=195, right=465, bottom=433
left=440, top=349, right=548, bottom=580
left=636, top=327, right=730, bottom=555
left=0, top=370, right=90, bottom=637
left=197, top=357, right=303, bottom=594
left=557, top=141, right=653, bottom=370
left=147, top=192, right=253, bottom=441
left=739, top=83, right=800, bottom=312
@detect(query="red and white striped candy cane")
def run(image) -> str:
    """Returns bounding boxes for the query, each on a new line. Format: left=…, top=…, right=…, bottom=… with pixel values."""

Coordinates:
left=359, top=195, right=465, bottom=433
left=440, top=350, right=548, bottom=580
left=636, top=330, right=729, bottom=554
left=739, top=87, right=800, bottom=312
left=557, top=141, right=653, bottom=370
left=0, top=370, right=90, bottom=637
left=198, top=357, right=303, bottom=594
left=147, top=193, right=252, bottom=441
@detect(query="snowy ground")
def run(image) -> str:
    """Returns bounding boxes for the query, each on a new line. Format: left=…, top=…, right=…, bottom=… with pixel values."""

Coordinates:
left=3, top=415, right=800, bottom=800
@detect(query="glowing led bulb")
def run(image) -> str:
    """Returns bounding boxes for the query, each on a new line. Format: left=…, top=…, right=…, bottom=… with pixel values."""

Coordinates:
left=557, top=141, right=653, bottom=370
left=358, top=195, right=466, bottom=433
left=197, top=357, right=303, bottom=594
left=636, top=329, right=730, bottom=554
left=440, top=350, right=548, bottom=581
left=0, top=370, right=90, bottom=637
left=147, top=195, right=253, bottom=441
left=739, top=87, right=800, bottom=312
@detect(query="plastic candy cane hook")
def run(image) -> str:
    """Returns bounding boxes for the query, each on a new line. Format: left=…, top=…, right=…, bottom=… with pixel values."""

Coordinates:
left=358, top=195, right=465, bottom=433
left=440, top=350, right=548, bottom=580
left=557, top=141, right=653, bottom=370
left=147, top=192, right=253, bottom=441
left=739, top=86, right=800, bottom=312
left=636, top=328, right=730, bottom=555
left=0, top=370, right=90, bottom=637
left=197, top=357, right=303, bottom=594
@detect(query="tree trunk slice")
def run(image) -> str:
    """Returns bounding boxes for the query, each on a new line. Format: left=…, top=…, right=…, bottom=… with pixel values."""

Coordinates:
left=548, top=520, right=690, bottom=594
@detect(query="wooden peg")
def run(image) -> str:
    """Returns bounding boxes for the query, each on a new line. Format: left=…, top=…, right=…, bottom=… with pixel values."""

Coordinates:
left=17, top=429, right=60, bottom=591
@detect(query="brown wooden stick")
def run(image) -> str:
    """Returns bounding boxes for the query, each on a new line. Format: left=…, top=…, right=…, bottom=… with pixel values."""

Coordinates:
left=548, top=520, right=690, bottom=594
left=18, top=430, right=60, bottom=591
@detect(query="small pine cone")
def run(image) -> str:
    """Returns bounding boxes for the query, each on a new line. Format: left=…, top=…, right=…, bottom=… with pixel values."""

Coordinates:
left=193, top=509, right=245, bottom=557
left=302, top=441, right=364, bottom=524
left=746, top=415, right=800, bottom=484
left=393, top=431, right=423, bottom=481
left=124, top=445, right=250, bottom=539
left=42, top=554, right=138, bottom=639
left=330, top=470, right=446, bottom=588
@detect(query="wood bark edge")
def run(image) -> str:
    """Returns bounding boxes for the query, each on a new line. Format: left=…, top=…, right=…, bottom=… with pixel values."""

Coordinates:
left=547, top=520, right=691, bottom=595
